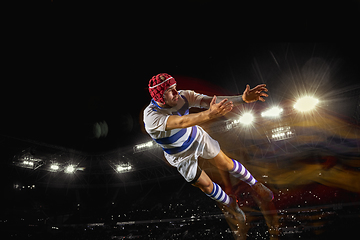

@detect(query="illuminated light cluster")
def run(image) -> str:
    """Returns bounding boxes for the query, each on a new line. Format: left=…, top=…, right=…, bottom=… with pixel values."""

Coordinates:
left=18, top=159, right=44, bottom=170
left=64, top=165, right=76, bottom=174
left=294, top=96, right=319, bottom=112
left=14, top=150, right=84, bottom=173
left=239, top=112, right=254, bottom=125
left=271, top=126, right=295, bottom=141
left=50, top=162, right=83, bottom=173
left=23, top=160, right=34, bottom=166
left=50, top=164, right=60, bottom=171
left=261, top=106, right=283, bottom=117
left=272, top=126, right=290, bottom=134
left=228, top=112, right=255, bottom=129
left=134, top=140, right=157, bottom=153
left=136, top=141, right=153, bottom=149
left=272, top=132, right=293, bottom=140
left=14, top=153, right=45, bottom=170
left=116, top=164, right=132, bottom=173
left=14, top=184, right=36, bottom=190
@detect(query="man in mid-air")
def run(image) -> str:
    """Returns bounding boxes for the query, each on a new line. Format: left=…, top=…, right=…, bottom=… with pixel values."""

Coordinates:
left=144, top=73, right=273, bottom=216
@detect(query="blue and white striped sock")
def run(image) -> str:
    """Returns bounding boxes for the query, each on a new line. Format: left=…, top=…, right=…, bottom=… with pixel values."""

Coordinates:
left=206, top=182, right=231, bottom=207
left=229, top=159, right=257, bottom=186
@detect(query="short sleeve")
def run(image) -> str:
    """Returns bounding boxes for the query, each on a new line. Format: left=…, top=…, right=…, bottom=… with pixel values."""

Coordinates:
left=143, top=106, right=170, bottom=134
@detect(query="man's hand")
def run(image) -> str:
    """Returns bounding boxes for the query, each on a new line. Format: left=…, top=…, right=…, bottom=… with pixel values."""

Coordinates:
left=242, top=84, right=268, bottom=103
left=208, top=96, right=233, bottom=119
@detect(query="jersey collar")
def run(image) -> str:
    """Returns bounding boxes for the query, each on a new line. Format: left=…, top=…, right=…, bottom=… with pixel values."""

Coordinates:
left=151, top=99, right=163, bottom=109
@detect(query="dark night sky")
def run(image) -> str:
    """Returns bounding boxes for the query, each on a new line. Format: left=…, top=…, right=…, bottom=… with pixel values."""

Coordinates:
left=2, top=1, right=359, bottom=154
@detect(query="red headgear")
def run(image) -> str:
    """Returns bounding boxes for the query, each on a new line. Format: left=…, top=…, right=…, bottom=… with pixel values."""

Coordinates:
left=148, top=73, right=177, bottom=105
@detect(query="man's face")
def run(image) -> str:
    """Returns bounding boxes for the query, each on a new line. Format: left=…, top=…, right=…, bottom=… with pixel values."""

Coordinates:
left=163, top=85, right=179, bottom=107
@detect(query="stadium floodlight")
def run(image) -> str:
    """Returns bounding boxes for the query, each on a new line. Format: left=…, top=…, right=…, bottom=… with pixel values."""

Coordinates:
left=294, top=96, right=319, bottom=112
left=15, top=156, right=44, bottom=170
left=133, top=140, right=158, bottom=153
left=50, top=164, right=60, bottom=171
left=136, top=141, right=153, bottom=149
left=116, top=164, right=132, bottom=173
left=64, top=165, right=76, bottom=174
left=23, top=160, right=34, bottom=166
left=261, top=107, right=283, bottom=117
left=269, top=126, right=295, bottom=141
left=239, top=112, right=254, bottom=125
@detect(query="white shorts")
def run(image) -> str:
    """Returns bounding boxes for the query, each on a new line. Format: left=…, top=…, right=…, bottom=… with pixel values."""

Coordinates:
left=164, top=126, right=221, bottom=182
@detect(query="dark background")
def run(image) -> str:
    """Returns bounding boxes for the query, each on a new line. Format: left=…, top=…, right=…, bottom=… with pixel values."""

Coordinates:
left=0, top=1, right=359, bottom=239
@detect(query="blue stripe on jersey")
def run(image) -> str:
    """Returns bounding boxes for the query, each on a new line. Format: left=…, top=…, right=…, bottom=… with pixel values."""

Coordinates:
left=163, top=126, right=197, bottom=155
left=154, top=128, right=187, bottom=145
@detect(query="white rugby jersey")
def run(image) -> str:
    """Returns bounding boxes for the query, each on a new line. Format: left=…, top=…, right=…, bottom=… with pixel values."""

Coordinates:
left=143, top=90, right=206, bottom=156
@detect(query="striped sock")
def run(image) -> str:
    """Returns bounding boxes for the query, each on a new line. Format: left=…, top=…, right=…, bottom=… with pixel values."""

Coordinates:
left=229, top=159, right=258, bottom=186
left=205, top=182, right=231, bottom=207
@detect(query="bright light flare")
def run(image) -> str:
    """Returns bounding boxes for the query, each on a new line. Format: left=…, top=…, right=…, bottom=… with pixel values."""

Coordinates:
left=64, top=165, right=76, bottom=174
left=23, top=160, right=34, bottom=166
left=294, top=96, right=319, bottom=112
left=136, top=141, right=153, bottom=149
left=50, top=164, right=59, bottom=171
left=116, top=165, right=132, bottom=173
left=261, top=107, right=283, bottom=117
left=239, top=112, right=254, bottom=125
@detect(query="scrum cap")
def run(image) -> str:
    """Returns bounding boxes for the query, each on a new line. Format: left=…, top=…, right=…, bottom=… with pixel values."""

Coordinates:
left=148, top=73, right=176, bottom=104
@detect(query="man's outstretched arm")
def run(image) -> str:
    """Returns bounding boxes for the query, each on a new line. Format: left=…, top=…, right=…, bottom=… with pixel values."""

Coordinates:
left=166, top=96, right=233, bottom=130
left=200, top=84, right=268, bottom=108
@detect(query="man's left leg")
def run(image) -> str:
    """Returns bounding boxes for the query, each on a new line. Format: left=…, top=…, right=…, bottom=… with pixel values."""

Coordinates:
left=191, top=168, right=246, bottom=221
left=207, top=150, right=274, bottom=202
